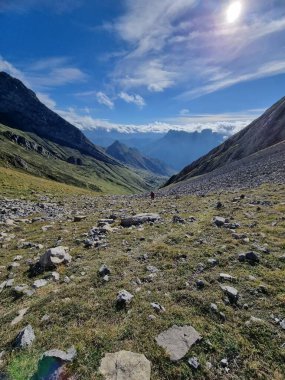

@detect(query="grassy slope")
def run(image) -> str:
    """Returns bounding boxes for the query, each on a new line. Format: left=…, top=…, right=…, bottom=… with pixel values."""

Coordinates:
left=0, top=123, right=153, bottom=195
left=0, top=183, right=285, bottom=379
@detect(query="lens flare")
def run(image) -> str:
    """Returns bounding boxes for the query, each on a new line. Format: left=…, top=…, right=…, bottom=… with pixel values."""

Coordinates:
left=226, top=1, right=242, bottom=23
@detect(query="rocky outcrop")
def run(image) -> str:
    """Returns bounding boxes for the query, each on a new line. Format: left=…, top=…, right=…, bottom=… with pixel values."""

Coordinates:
left=2, top=131, right=51, bottom=157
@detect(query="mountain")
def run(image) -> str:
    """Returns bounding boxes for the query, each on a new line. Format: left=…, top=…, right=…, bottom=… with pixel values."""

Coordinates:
left=105, top=140, right=174, bottom=176
left=0, top=72, right=115, bottom=164
left=144, top=129, right=223, bottom=170
left=165, top=96, right=285, bottom=187
left=0, top=72, right=152, bottom=194
left=85, top=128, right=224, bottom=171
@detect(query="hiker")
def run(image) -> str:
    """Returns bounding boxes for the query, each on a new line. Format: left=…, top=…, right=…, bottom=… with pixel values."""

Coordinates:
left=150, top=191, right=155, bottom=200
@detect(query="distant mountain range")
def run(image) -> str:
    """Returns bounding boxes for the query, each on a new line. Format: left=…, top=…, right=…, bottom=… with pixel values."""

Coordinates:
left=85, top=128, right=224, bottom=171
left=0, top=72, right=154, bottom=194
left=164, top=96, right=285, bottom=190
left=105, top=140, right=174, bottom=176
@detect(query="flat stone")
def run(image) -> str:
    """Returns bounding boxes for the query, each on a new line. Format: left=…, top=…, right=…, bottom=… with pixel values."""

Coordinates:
left=156, top=325, right=202, bottom=361
left=99, top=350, right=151, bottom=380
left=121, top=213, right=160, bottom=227
left=33, top=279, right=48, bottom=289
left=11, top=308, right=29, bottom=326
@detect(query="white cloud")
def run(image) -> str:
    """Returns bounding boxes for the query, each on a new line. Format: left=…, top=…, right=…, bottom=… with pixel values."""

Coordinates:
left=96, top=92, right=114, bottom=109
left=56, top=105, right=260, bottom=136
left=119, top=91, right=145, bottom=107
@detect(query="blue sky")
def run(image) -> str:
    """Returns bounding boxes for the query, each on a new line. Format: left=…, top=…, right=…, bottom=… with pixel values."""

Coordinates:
left=0, top=0, right=285, bottom=134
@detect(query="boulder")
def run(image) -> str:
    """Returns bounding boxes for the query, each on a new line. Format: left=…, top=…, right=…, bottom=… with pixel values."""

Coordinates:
left=156, top=325, right=202, bottom=361
left=221, top=285, right=239, bottom=303
left=121, top=213, right=160, bottom=227
left=39, top=247, right=71, bottom=269
left=99, top=350, right=151, bottom=380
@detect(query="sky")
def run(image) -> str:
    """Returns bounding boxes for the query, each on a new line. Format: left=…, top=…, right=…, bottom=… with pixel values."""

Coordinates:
left=0, top=0, right=285, bottom=135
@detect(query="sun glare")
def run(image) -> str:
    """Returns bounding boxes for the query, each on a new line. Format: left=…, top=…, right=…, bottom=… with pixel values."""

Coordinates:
left=226, top=1, right=242, bottom=23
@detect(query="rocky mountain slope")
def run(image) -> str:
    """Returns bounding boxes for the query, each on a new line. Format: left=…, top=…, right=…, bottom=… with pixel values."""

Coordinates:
left=166, top=97, right=285, bottom=186
left=0, top=72, right=154, bottom=194
left=105, top=140, right=174, bottom=176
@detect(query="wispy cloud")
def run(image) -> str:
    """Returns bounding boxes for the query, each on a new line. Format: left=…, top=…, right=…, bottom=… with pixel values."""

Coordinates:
left=0, top=56, right=87, bottom=89
left=96, top=92, right=114, bottom=109
left=109, top=0, right=285, bottom=98
left=119, top=91, right=146, bottom=108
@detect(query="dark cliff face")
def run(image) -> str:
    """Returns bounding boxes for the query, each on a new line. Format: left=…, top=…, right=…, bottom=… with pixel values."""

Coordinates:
left=0, top=72, right=117, bottom=165
left=165, top=96, right=285, bottom=186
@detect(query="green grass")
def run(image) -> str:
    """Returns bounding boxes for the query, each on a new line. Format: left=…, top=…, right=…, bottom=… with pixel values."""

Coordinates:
left=0, top=183, right=285, bottom=379
left=0, top=123, right=154, bottom=195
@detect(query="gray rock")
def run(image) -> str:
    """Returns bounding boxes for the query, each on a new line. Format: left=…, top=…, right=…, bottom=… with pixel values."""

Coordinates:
left=239, top=251, right=260, bottom=264
left=219, top=273, right=235, bottom=282
left=33, top=279, right=48, bottom=289
left=151, top=302, right=165, bottom=313
left=280, top=319, right=285, bottom=330
left=221, top=285, right=239, bottom=303
left=39, top=246, right=71, bottom=269
left=99, top=350, right=151, bottom=380
left=213, top=216, right=226, bottom=227
left=146, top=265, right=159, bottom=273
left=11, top=308, right=29, bottom=326
left=13, top=324, right=35, bottom=348
left=121, top=213, right=160, bottom=227
left=188, top=357, right=200, bottom=369
left=117, top=290, right=133, bottom=306
left=74, top=215, right=87, bottom=222
left=99, top=264, right=111, bottom=277
left=155, top=325, right=202, bottom=361
left=14, top=285, right=35, bottom=297
left=221, top=358, right=228, bottom=368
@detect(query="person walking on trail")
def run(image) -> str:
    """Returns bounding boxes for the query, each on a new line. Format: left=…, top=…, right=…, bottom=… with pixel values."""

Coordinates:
left=150, top=191, right=155, bottom=200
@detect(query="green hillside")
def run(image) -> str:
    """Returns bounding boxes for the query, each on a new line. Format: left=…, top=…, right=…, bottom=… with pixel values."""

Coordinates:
left=0, top=123, right=152, bottom=195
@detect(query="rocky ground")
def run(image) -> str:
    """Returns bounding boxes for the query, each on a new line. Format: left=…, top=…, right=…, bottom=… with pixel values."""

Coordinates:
left=0, top=183, right=285, bottom=379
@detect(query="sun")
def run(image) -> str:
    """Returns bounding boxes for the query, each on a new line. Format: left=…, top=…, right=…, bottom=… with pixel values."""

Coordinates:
left=226, top=1, right=242, bottom=23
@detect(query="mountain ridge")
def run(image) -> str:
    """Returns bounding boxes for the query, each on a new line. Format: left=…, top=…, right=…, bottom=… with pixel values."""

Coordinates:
left=105, top=140, right=174, bottom=176
left=165, top=96, right=285, bottom=186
